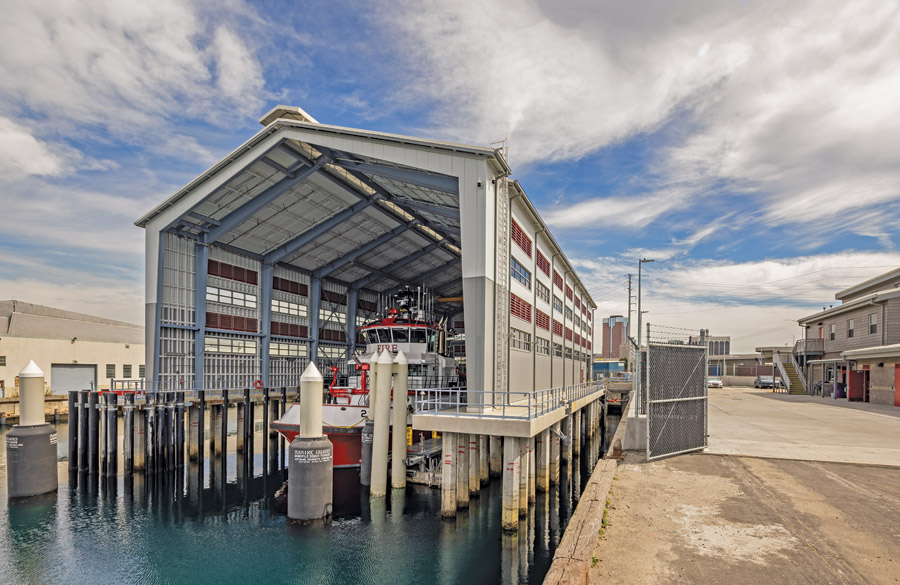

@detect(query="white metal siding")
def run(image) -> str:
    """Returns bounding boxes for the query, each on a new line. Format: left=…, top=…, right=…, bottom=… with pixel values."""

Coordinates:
left=51, top=364, right=97, bottom=395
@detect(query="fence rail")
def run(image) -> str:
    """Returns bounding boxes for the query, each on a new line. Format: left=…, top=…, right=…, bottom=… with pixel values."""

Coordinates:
left=413, top=382, right=603, bottom=421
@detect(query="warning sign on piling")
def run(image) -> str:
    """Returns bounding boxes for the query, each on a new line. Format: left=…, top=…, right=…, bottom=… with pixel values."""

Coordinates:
left=6, top=437, right=18, bottom=449
left=293, top=448, right=331, bottom=464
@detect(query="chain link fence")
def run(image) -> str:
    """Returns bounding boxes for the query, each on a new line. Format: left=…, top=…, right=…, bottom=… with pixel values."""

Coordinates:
left=646, top=338, right=708, bottom=461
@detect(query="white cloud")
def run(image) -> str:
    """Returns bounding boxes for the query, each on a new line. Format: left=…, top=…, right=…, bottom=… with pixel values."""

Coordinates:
left=0, top=0, right=266, bottom=137
left=579, top=251, right=900, bottom=352
left=0, top=116, right=68, bottom=178
left=380, top=0, right=900, bottom=241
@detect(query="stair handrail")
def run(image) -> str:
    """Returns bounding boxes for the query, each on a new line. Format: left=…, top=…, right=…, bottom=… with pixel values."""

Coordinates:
left=774, top=352, right=789, bottom=393
left=790, top=352, right=807, bottom=393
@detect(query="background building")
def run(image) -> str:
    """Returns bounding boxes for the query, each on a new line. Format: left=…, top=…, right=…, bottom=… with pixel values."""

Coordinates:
left=0, top=300, right=145, bottom=397
left=688, top=330, right=731, bottom=355
left=601, top=315, right=628, bottom=359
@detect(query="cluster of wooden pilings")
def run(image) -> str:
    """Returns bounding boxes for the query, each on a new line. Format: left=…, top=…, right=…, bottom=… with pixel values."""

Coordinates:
left=65, top=387, right=298, bottom=478
left=438, top=397, right=605, bottom=531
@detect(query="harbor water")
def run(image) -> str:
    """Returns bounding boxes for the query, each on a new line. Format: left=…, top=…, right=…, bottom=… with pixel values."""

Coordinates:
left=1, top=412, right=618, bottom=584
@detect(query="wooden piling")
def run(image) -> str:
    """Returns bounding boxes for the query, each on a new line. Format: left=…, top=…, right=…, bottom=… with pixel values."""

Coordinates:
left=68, top=390, right=79, bottom=472
left=107, top=392, right=118, bottom=476
left=133, top=401, right=146, bottom=472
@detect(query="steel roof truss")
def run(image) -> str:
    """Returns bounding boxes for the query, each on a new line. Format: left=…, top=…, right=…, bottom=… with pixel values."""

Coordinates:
left=312, top=223, right=413, bottom=279
left=332, top=159, right=459, bottom=194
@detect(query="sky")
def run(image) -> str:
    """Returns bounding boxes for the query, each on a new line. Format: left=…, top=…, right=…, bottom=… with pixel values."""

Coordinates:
left=2, top=0, right=900, bottom=353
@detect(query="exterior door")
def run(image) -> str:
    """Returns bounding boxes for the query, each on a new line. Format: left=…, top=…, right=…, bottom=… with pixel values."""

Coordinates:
left=847, top=370, right=866, bottom=401
left=50, top=364, right=97, bottom=395
left=894, top=365, right=900, bottom=407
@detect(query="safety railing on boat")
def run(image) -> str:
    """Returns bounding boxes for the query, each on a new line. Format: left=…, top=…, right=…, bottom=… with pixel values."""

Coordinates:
left=413, top=381, right=604, bottom=421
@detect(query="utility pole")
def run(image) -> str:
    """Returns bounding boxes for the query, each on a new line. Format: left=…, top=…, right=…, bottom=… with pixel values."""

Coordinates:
left=626, top=274, right=633, bottom=341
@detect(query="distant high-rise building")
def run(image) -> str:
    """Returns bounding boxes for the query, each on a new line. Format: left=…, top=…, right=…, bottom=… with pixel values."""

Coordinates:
left=602, top=315, right=628, bottom=359
left=688, top=330, right=731, bottom=355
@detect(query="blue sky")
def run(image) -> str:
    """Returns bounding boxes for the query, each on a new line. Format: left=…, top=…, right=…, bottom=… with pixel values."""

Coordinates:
left=2, top=0, right=900, bottom=352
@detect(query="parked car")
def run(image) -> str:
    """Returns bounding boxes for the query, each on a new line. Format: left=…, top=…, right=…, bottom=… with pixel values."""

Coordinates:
left=753, top=376, right=783, bottom=389
left=708, top=377, right=724, bottom=388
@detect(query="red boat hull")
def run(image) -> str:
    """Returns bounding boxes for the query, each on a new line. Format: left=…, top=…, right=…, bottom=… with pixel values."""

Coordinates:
left=276, top=426, right=362, bottom=468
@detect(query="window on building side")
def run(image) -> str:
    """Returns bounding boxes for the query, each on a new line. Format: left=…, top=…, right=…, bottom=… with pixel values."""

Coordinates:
left=139, top=365, right=146, bottom=378
left=106, top=364, right=116, bottom=378
left=553, top=296, right=563, bottom=314
left=272, top=298, right=308, bottom=317
left=0, top=356, right=5, bottom=367
left=205, top=336, right=257, bottom=355
left=536, top=281, right=550, bottom=304
left=829, top=324, right=835, bottom=341
left=847, top=319, right=854, bottom=338
left=510, top=256, right=532, bottom=289
left=123, top=364, right=132, bottom=378
left=510, top=328, right=532, bottom=352
left=553, top=343, right=563, bottom=357
left=535, top=337, right=550, bottom=355
left=869, top=314, right=877, bottom=334
left=207, top=286, right=258, bottom=309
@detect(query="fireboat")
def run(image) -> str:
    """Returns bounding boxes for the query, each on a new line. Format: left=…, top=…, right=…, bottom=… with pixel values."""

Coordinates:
left=273, top=289, right=463, bottom=467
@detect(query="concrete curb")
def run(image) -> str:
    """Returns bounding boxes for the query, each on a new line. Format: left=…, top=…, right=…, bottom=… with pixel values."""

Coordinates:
left=543, top=401, right=631, bottom=585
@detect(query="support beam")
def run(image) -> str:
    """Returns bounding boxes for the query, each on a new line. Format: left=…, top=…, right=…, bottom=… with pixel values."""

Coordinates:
left=351, top=242, right=442, bottom=289
left=260, top=263, right=273, bottom=386
left=203, top=159, right=323, bottom=244
left=518, top=438, right=528, bottom=516
left=389, top=199, right=459, bottom=220
left=550, top=422, right=561, bottom=486
left=309, top=278, right=322, bottom=363
left=347, top=288, right=359, bottom=357
left=332, top=159, right=459, bottom=194
left=313, top=224, right=412, bottom=279
left=264, top=198, right=379, bottom=265
left=193, top=243, right=209, bottom=391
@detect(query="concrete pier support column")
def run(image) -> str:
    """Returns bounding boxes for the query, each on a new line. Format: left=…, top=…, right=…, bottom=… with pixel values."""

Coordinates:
left=478, top=435, right=489, bottom=485
left=391, top=351, right=409, bottom=490
left=468, top=434, right=480, bottom=496
left=528, top=437, right=535, bottom=504
left=549, top=422, right=561, bottom=486
left=536, top=428, right=549, bottom=492
left=518, top=438, right=528, bottom=516
left=441, top=431, right=457, bottom=518
left=370, top=349, right=394, bottom=498
left=573, top=410, right=581, bottom=457
left=565, top=413, right=574, bottom=464
left=188, top=404, right=200, bottom=460
left=456, top=433, right=469, bottom=509
left=502, top=436, right=520, bottom=532
left=489, top=436, right=502, bottom=478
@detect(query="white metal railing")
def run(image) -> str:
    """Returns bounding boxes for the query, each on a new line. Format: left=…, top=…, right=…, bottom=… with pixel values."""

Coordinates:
left=774, top=353, right=790, bottom=393
left=595, top=371, right=634, bottom=382
left=413, top=382, right=604, bottom=420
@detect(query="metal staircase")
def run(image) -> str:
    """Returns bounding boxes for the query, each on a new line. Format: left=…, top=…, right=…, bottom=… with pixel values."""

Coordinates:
left=782, top=359, right=805, bottom=395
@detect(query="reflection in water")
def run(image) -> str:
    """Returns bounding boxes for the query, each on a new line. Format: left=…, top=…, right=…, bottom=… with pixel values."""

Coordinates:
left=1, top=411, right=619, bottom=584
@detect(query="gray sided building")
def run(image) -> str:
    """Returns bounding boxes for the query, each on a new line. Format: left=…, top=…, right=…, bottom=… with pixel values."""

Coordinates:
left=797, top=266, right=900, bottom=406
left=136, top=106, right=596, bottom=403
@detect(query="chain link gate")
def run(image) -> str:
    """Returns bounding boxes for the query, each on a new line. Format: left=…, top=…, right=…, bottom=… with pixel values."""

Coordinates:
left=646, top=342, right=708, bottom=460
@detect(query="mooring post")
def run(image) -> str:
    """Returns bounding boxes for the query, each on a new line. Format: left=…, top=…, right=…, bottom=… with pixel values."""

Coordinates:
left=99, top=392, right=109, bottom=474
left=468, top=433, right=480, bottom=496
left=242, top=388, right=252, bottom=454
left=67, top=390, right=79, bottom=472
left=221, top=389, right=229, bottom=461
left=236, top=395, right=245, bottom=454
left=549, top=421, right=560, bottom=486
left=211, top=403, right=223, bottom=458
left=456, top=432, right=469, bottom=509
left=391, top=351, right=409, bottom=490
left=440, top=431, right=457, bottom=518
left=5, top=361, right=58, bottom=498
left=502, top=436, right=520, bottom=532
left=146, top=392, right=156, bottom=474
left=287, top=362, right=333, bottom=523
left=489, top=435, right=502, bottom=477
left=269, top=389, right=279, bottom=470
left=88, top=390, right=100, bottom=474
left=370, top=349, right=394, bottom=498
left=124, top=392, right=134, bottom=476
left=107, top=392, right=118, bottom=476
left=78, top=389, right=89, bottom=472
left=188, top=398, right=200, bottom=460
left=479, top=434, right=489, bottom=485
left=262, top=386, right=270, bottom=472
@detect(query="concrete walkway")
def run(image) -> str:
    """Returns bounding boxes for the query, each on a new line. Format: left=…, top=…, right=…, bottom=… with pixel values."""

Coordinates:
left=708, top=387, right=900, bottom=466
left=587, top=388, right=900, bottom=585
